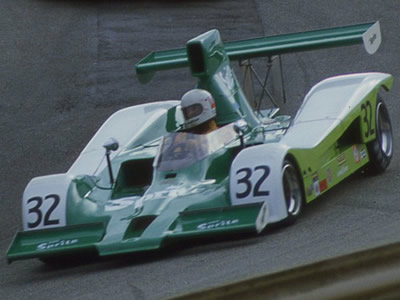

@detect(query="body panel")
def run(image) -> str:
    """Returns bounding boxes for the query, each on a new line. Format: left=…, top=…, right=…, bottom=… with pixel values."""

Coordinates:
left=69, top=101, right=179, bottom=176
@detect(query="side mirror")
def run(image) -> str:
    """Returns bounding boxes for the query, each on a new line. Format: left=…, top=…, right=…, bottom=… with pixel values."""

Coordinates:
left=103, top=138, right=119, bottom=154
left=233, top=120, right=248, bottom=148
left=233, top=119, right=248, bottom=134
left=103, top=138, right=119, bottom=185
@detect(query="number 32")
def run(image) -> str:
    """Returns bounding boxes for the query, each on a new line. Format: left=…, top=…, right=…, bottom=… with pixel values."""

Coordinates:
left=27, top=194, right=60, bottom=229
left=235, top=165, right=270, bottom=199
left=361, top=100, right=375, bottom=138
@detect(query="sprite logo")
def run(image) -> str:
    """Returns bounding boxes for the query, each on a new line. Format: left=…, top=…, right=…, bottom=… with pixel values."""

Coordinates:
left=197, top=219, right=239, bottom=230
left=37, top=239, right=79, bottom=250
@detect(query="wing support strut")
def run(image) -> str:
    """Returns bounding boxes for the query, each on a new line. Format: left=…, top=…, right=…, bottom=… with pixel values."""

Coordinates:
left=239, top=55, right=287, bottom=112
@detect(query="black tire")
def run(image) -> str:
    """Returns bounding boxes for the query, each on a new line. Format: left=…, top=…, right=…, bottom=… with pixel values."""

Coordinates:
left=366, top=98, right=393, bottom=174
left=282, top=160, right=303, bottom=224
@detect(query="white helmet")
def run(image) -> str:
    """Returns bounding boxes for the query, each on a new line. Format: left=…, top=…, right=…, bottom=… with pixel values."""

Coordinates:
left=181, top=89, right=216, bottom=130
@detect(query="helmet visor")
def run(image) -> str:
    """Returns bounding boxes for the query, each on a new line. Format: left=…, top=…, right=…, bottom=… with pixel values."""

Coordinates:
left=182, top=103, right=203, bottom=120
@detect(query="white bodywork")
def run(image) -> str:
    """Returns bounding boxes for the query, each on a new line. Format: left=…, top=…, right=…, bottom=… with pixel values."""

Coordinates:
left=22, top=101, right=179, bottom=231
left=22, top=174, right=72, bottom=231
left=68, top=100, right=179, bottom=176
left=230, top=143, right=289, bottom=224
left=283, top=72, right=392, bottom=148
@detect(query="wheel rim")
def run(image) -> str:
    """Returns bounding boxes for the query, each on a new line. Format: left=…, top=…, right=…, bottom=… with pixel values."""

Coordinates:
left=376, top=102, right=393, bottom=157
left=282, top=163, right=302, bottom=216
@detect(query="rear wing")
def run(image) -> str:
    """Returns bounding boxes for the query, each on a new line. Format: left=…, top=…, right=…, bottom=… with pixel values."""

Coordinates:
left=136, top=21, right=381, bottom=84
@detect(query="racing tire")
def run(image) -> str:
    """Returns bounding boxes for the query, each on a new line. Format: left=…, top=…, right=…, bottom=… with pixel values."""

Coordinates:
left=366, top=98, right=393, bottom=174
left=282, top=160, right=303, bottom=224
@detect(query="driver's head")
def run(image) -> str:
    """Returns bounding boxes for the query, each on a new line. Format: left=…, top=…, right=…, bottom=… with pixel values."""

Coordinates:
left=181, top=89, right=216, bottom=132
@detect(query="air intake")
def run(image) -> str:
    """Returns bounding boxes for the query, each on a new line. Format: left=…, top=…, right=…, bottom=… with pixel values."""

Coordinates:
left=187, top=42, right=205, bottom=74
left=123, top=216, right=157, bottom=239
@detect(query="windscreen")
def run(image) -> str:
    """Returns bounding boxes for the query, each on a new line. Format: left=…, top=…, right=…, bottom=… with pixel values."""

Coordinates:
left=156, top=124, right=237, bottom=171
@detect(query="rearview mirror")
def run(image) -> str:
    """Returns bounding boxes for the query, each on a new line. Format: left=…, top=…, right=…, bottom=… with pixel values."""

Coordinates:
left=233, top=120, right=248, bottom=148
left=103, top=138, right=119, bottom=154
left=233, top=119, right=248, bottom=135
left=103, top=138, right=119, bottom=185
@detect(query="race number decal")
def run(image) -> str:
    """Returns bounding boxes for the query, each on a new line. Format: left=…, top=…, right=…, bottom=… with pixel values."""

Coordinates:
left=361, top=100, right=375, bottom=138
left=231, top=163, right=271, bottom=206
left=23, top=174, right=70, bottom=231
left=26, top=194, right=60, bottom=229
left=235, top=166, right=270, bottom=199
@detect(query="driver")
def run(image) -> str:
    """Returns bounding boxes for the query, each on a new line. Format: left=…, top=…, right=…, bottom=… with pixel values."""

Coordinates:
left=180, top=89, right=218, bottom=134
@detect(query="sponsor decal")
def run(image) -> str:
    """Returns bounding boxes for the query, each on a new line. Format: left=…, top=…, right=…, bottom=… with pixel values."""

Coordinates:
left=337, top=153, right=346, bottom=165
left=326, top=168, right=332, bottom=184
left=37, top=239, right=79, bottom=251
left=353, top=145, right=360, bottom=163
left=197, top=219, right=239, bottom=230
left=337, top=165, right=349, bottom=177
left=312, top=172, right=319, bottom=182
left=369, top=33, right=377, bottom=45
left=319, top=179, right=328, bottom=193
left=218, top=65, right=235, bottom=91
left=360, top=147, right=367, bottom=160
left=313, top=182, right=320, bottom=196
left=307, top=184, right=313, bottom=196
left=312, top=172, right=320, bottom=196
left=106, top=197, right=138, bottom=212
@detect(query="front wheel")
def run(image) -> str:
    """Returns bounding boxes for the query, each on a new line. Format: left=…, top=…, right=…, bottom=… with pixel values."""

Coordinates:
left=366, top=98, right=393, bottom=174
left=282, top=160, right=303, bottom=224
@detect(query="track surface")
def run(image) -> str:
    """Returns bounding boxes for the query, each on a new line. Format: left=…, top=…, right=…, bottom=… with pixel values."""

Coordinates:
left=1, top=1, right=399, bottom=299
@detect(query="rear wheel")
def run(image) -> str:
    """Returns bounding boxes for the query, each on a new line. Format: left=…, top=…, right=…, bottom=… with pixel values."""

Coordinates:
left=282, top=160, right=303, bottom=223
left=366, top=98, right=393, bottom=174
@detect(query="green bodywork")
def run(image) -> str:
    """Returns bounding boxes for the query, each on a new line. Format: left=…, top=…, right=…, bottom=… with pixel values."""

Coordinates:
left=7, top=22, right=393, bottom=263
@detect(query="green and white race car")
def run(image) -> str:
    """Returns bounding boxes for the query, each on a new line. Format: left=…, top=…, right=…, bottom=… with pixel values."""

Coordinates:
left=7, top=21, right=393, bottom=263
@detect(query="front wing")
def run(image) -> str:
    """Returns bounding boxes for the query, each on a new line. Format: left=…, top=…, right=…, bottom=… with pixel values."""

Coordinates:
left=7, top=203, right=263, bottom=263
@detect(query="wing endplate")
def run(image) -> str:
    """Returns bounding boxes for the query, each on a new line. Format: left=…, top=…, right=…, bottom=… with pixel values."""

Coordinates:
left=136, top=22, right=380, bottom=83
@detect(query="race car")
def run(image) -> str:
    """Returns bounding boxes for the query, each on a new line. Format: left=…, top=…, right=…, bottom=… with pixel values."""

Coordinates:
left=7, top=21, right=393, bottom=263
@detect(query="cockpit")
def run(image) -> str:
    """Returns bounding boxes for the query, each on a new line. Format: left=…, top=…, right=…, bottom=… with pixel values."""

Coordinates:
left=156, top=123, right=237, bottom=172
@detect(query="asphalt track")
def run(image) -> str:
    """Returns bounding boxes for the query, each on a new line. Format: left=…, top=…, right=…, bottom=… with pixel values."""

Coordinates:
left=1, top=1, right=400, bottom=299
